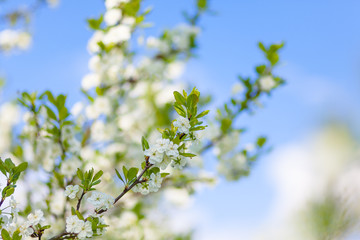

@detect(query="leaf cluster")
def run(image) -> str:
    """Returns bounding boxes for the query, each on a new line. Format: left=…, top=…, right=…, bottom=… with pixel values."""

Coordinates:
left=77, top=168, right=103, bottom=192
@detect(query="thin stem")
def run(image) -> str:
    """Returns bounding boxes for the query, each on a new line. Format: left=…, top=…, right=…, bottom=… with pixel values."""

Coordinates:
left=76, top=191, right=86, bottom=211
left=114, top=160, right=153, bottom=205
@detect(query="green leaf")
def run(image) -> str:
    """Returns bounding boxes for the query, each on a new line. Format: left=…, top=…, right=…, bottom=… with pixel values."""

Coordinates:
left=268, top=53, right=279, bottom=66
left=149, top=167, right=160, bottom=175
left=255, top=65, right=267, bottom=75
left=127, top=168, right=139, bottom=181
left=93, top=170, right=103, bottom=182
left=1, top=229, right=11, bottom=240
left=75, top=209, right=84, bottom=220
left=12, top=230, right=21, bottom=240
left=44, top=105, right=57, bottom=121
left=14, top=162, right=27, bottom=174
left=197, top=0, right=207, bottom=10
left=115, top=169, right=125, bottom=184
left=183, top=90, right=188, bottom=99
left=56, top=94, right=66, bottom=110
left=91, top=180, right=101, bottom=186
left=77, top=168, right=84, bottom=181
left=41, top=91, right=56, bottom=105
left=186, top=94, right=199, bottom=118
left=179, top=152, right=196, bottom=158
left=71, top=207, right=76, bottom=215
left=141, top=136, right=150, bottom=151
left=173, top=91, right=186, bottom=105
left=87, top=15, right=103, bottom=30
left=190, top=87, right=200, bottom=97
left=122, top=166, right=128, bottom=181
left=41, top=225, right=51, bottom=230
left=0, top=160, right=7, bottom=176
left=190, top=126, right=206, bottom=131
left=161, top=173, right=170, bottom=178
left=220, top=118, right=232, bottom=133
left=258, top=42, right=266, bottom=52
left=4, top=158, right=14, bottom=172
left=174, top=103, right=187, bottom=117
left=123, top=0, right=141, bottom=16
left=195, top=110, right=209, bottom=119
left=257, top=137, right=267, bottom=147
left=59, top=107, right=69, bottom=121
left=5, top=188, right=14, bottom=197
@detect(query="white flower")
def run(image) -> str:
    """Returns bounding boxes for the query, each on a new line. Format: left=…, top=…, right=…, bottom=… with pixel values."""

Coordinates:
left=77, top=221, right=93, bottom=239
left=170, top=24, right=199, bottom=50
left=93, top=97, right=112, bottom=116
left=122, top=17, right=135, bottom=26
left=70, top=102, right=84, bottom=117
left=259, top=75, right=276, bottom=91
left=81, top=73, right=101, bottom=91
left=144, top=147, right=163, bottom=164
left=19, top=222, right=34, bottom=237
left=9, top=196, right=19, bottom=214
left=87, top=191, right=114, bottom=210
left=60, top=157, right=82, bottom=178
left=158, top=155, right=171, bottom=170
left=0, top=30, right=32, bottom=51
left=103, top=25, right=131, bottom=44
left=132, top=182, right=149, bottom=195
left=87, top=31, right=104, bottom=53
left=27, top=209, right=45, bottom=225
left=66, top=215, right=82, bottom=233
left=17, top=32, right=31, bottom=50
left=173, top=116, right=190, bottom=134
left=217, top=153, right=248, bottom=181
left=90, top=120, right=116, bottom=141
left=166, top=142, right=179, bottom=158
left=146, top=37, right=171, bottom=54
left=149, top=173, right=163, bottom=192
left=155, top=138, right=170, bottom=153
left=86, top=97, right=112, bottom=120
left=50, top=190, right=66, bottom=215
left=124, top=64, right=138, bottom=79
left=231, top=82, right=244, bottom=95
left=65, top=185, right=80, bottom=199
left=244, top=143, right=255, bottom=152
left=104, top=8, right=122, bottom=26
left=192, top=131, right=203, bottom=144
left=165, top=61, right=184, bottom=79
left=171, top=156, right=187, bottom=170
left=88, top=55, right=102, bottom=72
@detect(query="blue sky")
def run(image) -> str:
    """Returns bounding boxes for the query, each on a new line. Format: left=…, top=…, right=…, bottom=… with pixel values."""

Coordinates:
left=1, top=0, right=360, bottom=239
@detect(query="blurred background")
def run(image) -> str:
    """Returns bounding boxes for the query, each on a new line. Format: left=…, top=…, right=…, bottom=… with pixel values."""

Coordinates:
left=1, top=0, right=360, bottom=239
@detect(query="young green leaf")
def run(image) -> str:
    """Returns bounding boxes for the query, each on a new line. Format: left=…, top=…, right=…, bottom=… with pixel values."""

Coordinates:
left=173, top=91, right=186, bottom=105
left=127, top=168, right=139, bottom=181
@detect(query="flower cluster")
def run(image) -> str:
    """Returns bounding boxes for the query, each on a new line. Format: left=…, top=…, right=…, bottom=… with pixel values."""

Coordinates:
left=65, top=185, right=80, bottom=199
left=132, top=172, right=163, bottom=195
left=259, top=75, right=277, bottom=92
left=19, top=210, right=46, bottom=238
left=0, top=30, right=31, bottom=52
left=0, top=0, right=285, bottom=239
left=65, top=216, right=93, bottom=239
left=87, top=191, right=115, bottom=211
